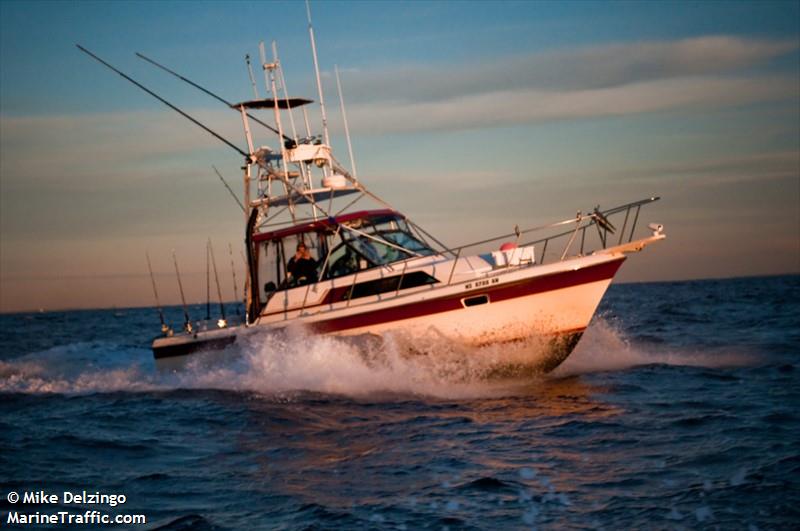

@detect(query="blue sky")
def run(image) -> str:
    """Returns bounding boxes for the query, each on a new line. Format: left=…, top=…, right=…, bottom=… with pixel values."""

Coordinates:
left=1, top=0, right=798, bottom=311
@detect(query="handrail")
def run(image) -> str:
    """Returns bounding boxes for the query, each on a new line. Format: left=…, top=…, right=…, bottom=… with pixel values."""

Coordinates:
left=429, top=196, right=660, bottom=265
left=262, top=196, right=661, bottom=320
left=312, top=196, right=661, bottom=276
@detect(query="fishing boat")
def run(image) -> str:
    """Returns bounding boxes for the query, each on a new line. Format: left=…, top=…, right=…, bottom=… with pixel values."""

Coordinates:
left=79, top=9, right=665, bottom=374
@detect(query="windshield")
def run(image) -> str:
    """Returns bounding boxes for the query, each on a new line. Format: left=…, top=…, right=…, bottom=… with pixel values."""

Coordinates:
left=380, top=230, right=435, bottom=255
left=350, top=235, right=410, bottom=264
left=322, top=226, right=435, bottom=279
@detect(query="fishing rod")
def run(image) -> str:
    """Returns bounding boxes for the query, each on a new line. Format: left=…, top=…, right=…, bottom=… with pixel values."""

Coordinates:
left=171, top=249, right=192, bottom=333
left=205, top=241, right=211, bottom=320
left=135, top=51, right=293, bottom=143
left=228, top=243, right=241, bottom=316
left=209, top=240, right=227, bottom=326
left=145, top=251, right=170, bottom=334
left=76, top=45, right=250, bottom=159
left=212, top=165, right=245, bottom=212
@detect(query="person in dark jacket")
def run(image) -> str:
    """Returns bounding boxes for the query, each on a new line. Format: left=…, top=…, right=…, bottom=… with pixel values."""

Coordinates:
left=287, top=242, right=317, bottom=286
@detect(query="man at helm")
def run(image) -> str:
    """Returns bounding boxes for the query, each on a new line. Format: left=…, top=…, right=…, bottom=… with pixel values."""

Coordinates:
left=287, top=242, right=317, bottom=286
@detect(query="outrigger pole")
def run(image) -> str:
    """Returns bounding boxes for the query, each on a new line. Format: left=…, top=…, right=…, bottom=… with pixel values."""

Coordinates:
left=77, top=45, right=250, bottom=159
left=135, top=51, right=292, bottom=143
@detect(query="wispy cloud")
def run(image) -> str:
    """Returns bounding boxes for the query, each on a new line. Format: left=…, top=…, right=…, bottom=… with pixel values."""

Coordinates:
left=338, top=36, right=798, bottom=102
left=336, top=75, right=797, bottom=134
left=323, top=35, right=798, bottom=133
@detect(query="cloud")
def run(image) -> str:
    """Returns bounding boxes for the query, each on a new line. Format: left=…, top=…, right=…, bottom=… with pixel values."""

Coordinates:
left=314, top=35, right=799, bottom=134
left=337, top=75, right=797, bottom=134
left=336, top=36, right=798, bottom=104
left=0, top=108, right=244, bottom=185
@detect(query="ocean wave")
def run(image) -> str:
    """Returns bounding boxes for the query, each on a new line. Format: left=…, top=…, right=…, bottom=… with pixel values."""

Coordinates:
left=0, top=318, right=759, bottom=397
left=553, top=319, right=757, bottom=377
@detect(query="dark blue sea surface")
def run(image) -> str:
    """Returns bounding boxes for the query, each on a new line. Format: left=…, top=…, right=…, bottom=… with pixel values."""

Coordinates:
left=1, top=275, right=799, bottom=529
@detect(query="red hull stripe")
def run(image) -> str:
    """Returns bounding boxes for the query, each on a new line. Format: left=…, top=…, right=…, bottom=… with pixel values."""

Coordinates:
left=308, top=257, right=625, bottom=333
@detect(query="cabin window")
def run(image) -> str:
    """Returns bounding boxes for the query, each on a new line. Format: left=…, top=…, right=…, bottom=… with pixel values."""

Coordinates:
left=345, top=234, right=411, bottom=265
left=332, top=271, right=439, bottom=302
left=326, top=242, right=360, bottom=279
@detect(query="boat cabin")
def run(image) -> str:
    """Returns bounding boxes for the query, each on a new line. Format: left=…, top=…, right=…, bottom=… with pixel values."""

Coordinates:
left=248, top=209, right=437, bottom=312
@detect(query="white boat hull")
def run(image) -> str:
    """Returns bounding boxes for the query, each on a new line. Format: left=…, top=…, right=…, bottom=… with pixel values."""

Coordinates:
left=154, top=237, right=662, bottom=374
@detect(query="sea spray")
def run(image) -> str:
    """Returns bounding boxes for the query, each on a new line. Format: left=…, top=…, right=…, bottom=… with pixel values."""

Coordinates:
left=0, top=317, right=758, bottom=397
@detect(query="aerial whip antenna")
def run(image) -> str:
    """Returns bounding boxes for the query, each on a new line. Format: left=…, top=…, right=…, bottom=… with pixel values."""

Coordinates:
left=334, top=64, right=358, bottom=180
left=136, top=51, right=291, bottom=141
left=212, top=165, right=245, bottom=212
left=305, top=0, right=331, bottom=146
left=171, top=249, right=192, bottom=333
left=245, top=54, right=260, bottom=99
left=273, top=40, right=300, bottom=144
left=76, top=45, right=249, bottom=158
left=145, top=251, right=170, bottom=334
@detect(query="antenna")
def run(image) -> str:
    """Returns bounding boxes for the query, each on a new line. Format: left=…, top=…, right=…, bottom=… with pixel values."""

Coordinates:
left=209, top=240, right=227, bottom=327
left=245, top=54, right=260, bottom=99
left=334, top=64, right=358, bottom=180
left=145, top=251, right=170, bottom=334
left=77, top=45, right=249, bottom=158
left=171, top=249, right=192, bottom=333
left=274, top=40, right=299, bottom=144
left=305, top=0, right=331, bottom=146
left=259, top=41, right=272, bottom=95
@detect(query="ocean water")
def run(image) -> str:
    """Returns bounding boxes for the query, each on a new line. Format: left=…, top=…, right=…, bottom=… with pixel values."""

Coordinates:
left=1, top=275, right=798, bottom=529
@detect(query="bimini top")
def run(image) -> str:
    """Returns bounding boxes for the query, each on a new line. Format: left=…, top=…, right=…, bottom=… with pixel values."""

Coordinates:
left=230, top=97, right=313, bottom=110
left=252, top=209, right=403, bottom=243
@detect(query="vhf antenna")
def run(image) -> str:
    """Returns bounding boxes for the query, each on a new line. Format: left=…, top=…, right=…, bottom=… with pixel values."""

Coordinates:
left=272, top=40, right=300, bottom=145
left=335, top=64, right=358, bottom=181
left=245, top=54, right=260, bottom=99
left=306, top=0, right=331, bottom=147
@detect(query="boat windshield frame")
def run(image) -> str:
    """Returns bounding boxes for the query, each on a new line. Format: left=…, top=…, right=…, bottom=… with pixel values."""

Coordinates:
left=255, top=211, right=437, bottom=292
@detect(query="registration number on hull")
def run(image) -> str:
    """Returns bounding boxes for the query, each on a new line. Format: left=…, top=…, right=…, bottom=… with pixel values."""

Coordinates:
left=464, top=277, right=499, bottom=290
